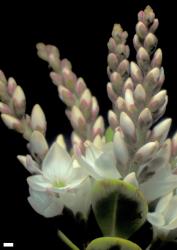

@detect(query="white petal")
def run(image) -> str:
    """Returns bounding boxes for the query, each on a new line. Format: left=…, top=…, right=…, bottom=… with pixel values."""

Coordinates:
left=28, top=188, right=63, bottom=218
left=42, top=143, right=72, bottom=181
left=156, top=192, right=173, bottom=213
left=147, top=212, right=165, bottom=227
left=85, top=143, right=102, bottom=164
left=164, top=196, right=177, bottom=225
left=124, top=172, right=139, bottom=187
left=27, top=175, right=52, bottom=191
left=140, top=166, right=177, bottom=202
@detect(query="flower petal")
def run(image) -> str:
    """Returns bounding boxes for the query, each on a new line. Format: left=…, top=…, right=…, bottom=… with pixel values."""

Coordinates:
left=27, top=175, right=52, bottom=191
left=28, top=188, right=63, bottom=218
left=42, top=143, right=72, bottom=180
left=147, top=212, right=165, bottom=227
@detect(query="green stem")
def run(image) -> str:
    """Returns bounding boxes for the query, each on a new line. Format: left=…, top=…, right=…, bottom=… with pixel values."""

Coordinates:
left=58, top=230, right=80, bottom=250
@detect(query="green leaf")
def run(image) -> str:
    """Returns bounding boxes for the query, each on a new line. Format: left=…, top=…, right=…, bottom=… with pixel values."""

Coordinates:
left=91, top=179, right=148, bottom=238
left=86, top=237, right=142, bottom=250
left=105, top=127, right=114, bottom=142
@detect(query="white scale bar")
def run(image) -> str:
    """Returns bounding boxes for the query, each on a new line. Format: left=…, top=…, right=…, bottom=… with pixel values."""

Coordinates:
left=3, top=243, right=14, bottom=247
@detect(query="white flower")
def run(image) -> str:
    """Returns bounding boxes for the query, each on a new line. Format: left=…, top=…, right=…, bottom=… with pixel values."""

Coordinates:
left=147, top=192, right=177, bottom=240
left=76, top=141, right=121, bottom=180
left=27, top=143, right=91, bottom=217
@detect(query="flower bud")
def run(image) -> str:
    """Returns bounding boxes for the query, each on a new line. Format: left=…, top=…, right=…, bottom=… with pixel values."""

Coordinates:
left=134, top=84, right=146, bottom=104
left=0, top=102, right=12, bottom=114
left=118, top=59, right=129, bottom=79
left=134, top=141, right=159, bottom=164
left=91, top=97, right=99, bottom=120
left=0, top=70, right=7, bottom=84
left=56, top=134, right=67, bottom=150
left=110, top=72, right=122, bottom=93
left=151, top=48, right=162, bottom=68
left=80, top=89, right=92, bottom=119
left=93, top=134, right=105, bottom=149
left=138, top=108, right=152, bottom=129
left=144, top=33, right=158, bottom=54
left=116, top=97, right=126, bottom=112
left=136, top=21, right=148, bottom=39
left=172, top=132, right=177, bottom=156
left=113, top=128, right=129, bottom=166
left=130, top=62, right=143, bottom=83
left=133, top=34, right=142, bottom=51
left=62, top=68, right=77, bottom=91
left=61, top=58, right=72, bottom=70
left=31, top=104, right=47, bottom=134
left=50, top=72, right=63, bottom=86
left=70, top=106, right=86, bottom=131
left=107, top=82, right=117, bottom=102
left=123, top=77, right=134, bottom=92
left=75, top=77, right=87, bottom=96
left=124, top=172, right=139, bottom=187
left=29, top=131, right=48, bottom=160
left=144, top=67, right=160, bottom=90
left=107, top=38, right=116, bottom=53
left=150, top=118, right=172, bottom=143
left=108, top=110, right=119, bottom=129
left=120, top=112, right=136, bottom=142
left=58, top=85, right=76, bottom=107
left=107, top=53, right=118, bottom=70
left=12, top=86, right=26, bottom=117
left=112, top=24, right=123, bottom=43
left=7, top=77, right=17, bottom=96
left=124, top=89, right=136, bottom=112
left=92, top=116, right=105, bottom=138
left=148, top=90, right=167, bottom=112
left=1, top=114, right=22, bottom=133
left=149, top=19, right=159, bottom=33
left=136, top=47, right=150, bottom=71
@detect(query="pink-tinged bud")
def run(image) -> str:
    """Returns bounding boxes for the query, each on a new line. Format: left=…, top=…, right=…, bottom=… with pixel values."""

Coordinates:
left=138, top=10, right=145, bottom=22
left=1, top=114, right=22, bottom=133
left=56, top=134, right=67, bottom=150
left=80, top=89, right=92, bottom=119
left=151, top=48, right=162, bottom=68
left=124, top=89, right=136, bottom=112
left=158, top=67, right=165, bottom=88
left=107, top=82, right=117, bottom=102
left=36, top=43, right=49, bottom=61
left=136, top=21, right=148, bottom=39
left=149, top=19, right=159, bottom=33
left=130, top=62, right=143, bottom=83
left=31, top=104, right=47, bottom=134
left=75, top=77, right=86, bottom=96
left=107, top=38, right=117, bottom=53
left=91, top=97, right=99, bottom=120
left=71, top=132, right=83, bottom=145
left=133, top=34, right=142, bottom=51
left=120, top=112, right=136, bottom=142
left=92, top=116, right=105, bottom=138
left=61, top=58, right=72, bottom=70
left=148, top=90, right=167, bottom=112
left=116, top=97, right=126, bottom=112
left=134, top=141, right=159, bottom=164
left=107, top=53, right=118, bottom=70
left=134, top=84, right=146, bottom=103
left=62, top=68, right=77, bottom=91
left=7, top=77, right=17, bottom=96
left=144, top=5, right=155, bottom=24
left=12, top=86, right=26, bottom=117
left=58, top=85, right=76, bottom=107
left=123, top=78, right=134, bottom=93
left=152, top=96, right=168, bottom=123
left=0, top=70, right=7, bottom=84
left=157, top=139, right=171, bottom=164
left=124, top=172, right=139, bottom=187
left=136, top=47, right=150, bottom=71
left=150, top=118, right=172, bottom=143
left=0, top=80, right=6, bottom=99
left=72, top=132, right=85, bottom=154
left=70, top=106, right=86, bottom=131
left=118, top=59, right=129, bottom=78
left=144, top=33, right=158, bottom=54
left=108, top=110, right=119, bottom=129
left=113, top=129, right=129, bottom=166
left=50, top=72, right=63, bottom=86
left=110, top=72, right=122, bottom=93
left=172, top=132, right=177, bottom=156
left=138, top=108, right=152, bottom=129
left=0, top=102, right=12, bottom=114
left=29, top=131, right=48, bottom=160
left=144, top=67, right=160, bottom=90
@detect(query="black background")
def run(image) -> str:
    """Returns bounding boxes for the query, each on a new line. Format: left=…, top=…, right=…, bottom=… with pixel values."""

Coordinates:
left=1, top=0, right=177, bottom=249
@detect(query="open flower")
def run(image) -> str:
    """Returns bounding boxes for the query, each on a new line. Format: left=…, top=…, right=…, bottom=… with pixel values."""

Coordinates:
left=27, top=143, right=91, bottom=217
left=76, top=141, right=121, bottom=180
left=147, top=191, right=177, bottom=240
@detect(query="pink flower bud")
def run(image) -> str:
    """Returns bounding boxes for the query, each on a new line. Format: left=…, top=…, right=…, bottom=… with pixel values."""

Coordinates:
left=144, top=33, right=158, bottom=55
left=29, top=131, right=48, bottom=160
left=134, top=84, right=146, bottom=103
left=50, top=72, right=63, bottom=86
left=120, top=112, right=136, bottom=142
left=138, top=108, right=152, bottom=129
left=136, top=21, right=148, bottom=39
left=58, top=85, right=76, bottom=107
left=150, top=118, right=172, bottom=143
left=91, top=97, right=99, bottom=121
left=12, top=86, right=26, bottom=117
left=107, top=53, right=118, bottom=70
left=130, top=62, right=143, bottom=83
left=92, top=116, right=105, bottom=138
left=0, top=102, right=12, bottom=114
left=134, top=141, right=159, bottom=164
left=148, top=90, right=167, bottom=112
left=1, top=114, right=22, bottom=133
left=75, top=77, right=86, bottom=96
left=108, top=110, right=119, bottom=129
left=31, top=104, right=47, bottom=134
left=7, top=77, right=17, bottom=96
left=151, top=48, right=162, bottom=68
left=107, top=82, right=117, bottom=102
left=70, top=106, right=86, bottom=131
left=62, top=68, right=77, bottom=91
